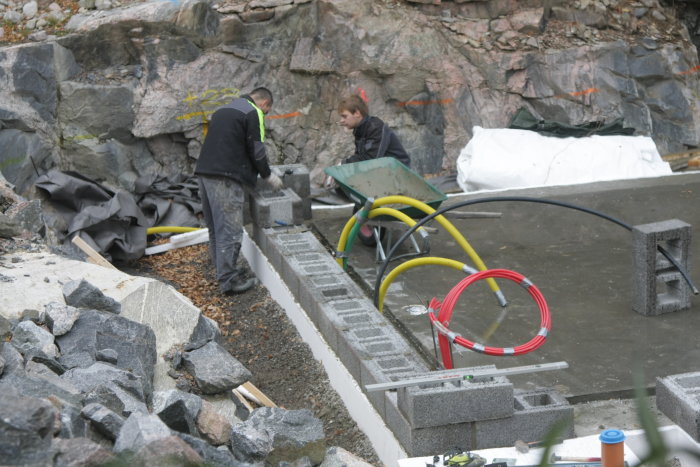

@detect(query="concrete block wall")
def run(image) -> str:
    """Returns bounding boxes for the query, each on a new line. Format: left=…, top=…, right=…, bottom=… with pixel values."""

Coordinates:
left=249, top=198, right=574, bottom=457
left=632, top=219, right=692, bottom=315
left=656, top=372, right=700, bottom=441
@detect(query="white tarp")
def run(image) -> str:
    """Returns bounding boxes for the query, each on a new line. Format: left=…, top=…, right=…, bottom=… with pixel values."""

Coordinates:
left=456, top=126, right=672, bottom=192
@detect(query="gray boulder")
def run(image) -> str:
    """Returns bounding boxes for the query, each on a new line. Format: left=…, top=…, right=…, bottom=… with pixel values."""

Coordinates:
left=152, top=389, right=203, bottom=435
left=230, top=407, right=326, bottom=466
left=113, top=412, right=172, bottom=454
left=81, top=402, right=126, bottom=441
left=0, top=392, right=57, bottom=465
left=182, top=341, right=252, bottom=394
left=185, top=313, right=223, bottom=351
left=176, top=432, right=242, bottom=467
left=44, top=301, right=80, bottom=336
left=131, top=435, right=204, bottom=467
left=55, top=309, right=157, bottom=399
left=62, top=279, right=121, bottom=313
left=11, top=319, right=58, bottom=357
left=61, top=362, right=148, bottom=416
left=58, top=403, right=87, bottom=439
left=51, top=437, right=115, bottom=466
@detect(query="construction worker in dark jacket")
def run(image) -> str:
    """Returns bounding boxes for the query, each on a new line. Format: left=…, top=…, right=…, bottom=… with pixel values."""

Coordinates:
left=195, top=87, right=283, bottom=295
left=338, top=94, right=411, bottom=167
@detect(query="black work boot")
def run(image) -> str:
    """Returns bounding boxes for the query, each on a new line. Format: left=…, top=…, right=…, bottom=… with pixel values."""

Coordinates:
left=224, top=277, right=258, bottom=295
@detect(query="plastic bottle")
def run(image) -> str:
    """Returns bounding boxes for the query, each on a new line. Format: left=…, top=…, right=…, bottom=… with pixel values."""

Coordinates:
left=600, top=428, right=626, bottom=467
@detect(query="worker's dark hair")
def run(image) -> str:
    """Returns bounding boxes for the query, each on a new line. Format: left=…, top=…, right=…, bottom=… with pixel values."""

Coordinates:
left=338, top=94, right=368, bottom=117
left=250, top=87, right=273, bottom=105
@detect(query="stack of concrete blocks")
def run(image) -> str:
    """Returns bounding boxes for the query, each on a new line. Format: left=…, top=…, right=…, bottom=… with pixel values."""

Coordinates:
left=271, top=164, right=312, bottom=220
left=632, top=219, right=692, bottom=315
left=249, top=213, right=574, bottom=455
left=656, top=372, right=700, bottom=441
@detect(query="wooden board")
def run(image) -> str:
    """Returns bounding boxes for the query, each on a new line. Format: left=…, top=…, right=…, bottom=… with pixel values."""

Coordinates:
left=71, top=236, right=118, bottom=270
left=241, top=381, right=277, bottom=408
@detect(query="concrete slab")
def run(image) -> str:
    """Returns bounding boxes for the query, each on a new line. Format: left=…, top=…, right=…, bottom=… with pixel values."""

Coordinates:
left=311, top=173, right=700, bottom=400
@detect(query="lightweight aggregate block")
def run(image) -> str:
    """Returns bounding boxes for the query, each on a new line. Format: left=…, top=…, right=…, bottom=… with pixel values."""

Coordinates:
left=272, top=164, right=311, bottom=220
left=473, top=388, right=574, bottom=449
left=360, top=354, right=430, bottom=416
left=632, top=219, right=692, bottom=315
left=250, top=188, right=304, bottom=228
left=271, top=231, right=325, bottom=257
left=385, top=391, right=473, bottom=457
left=397, top=365, right=514, bottom=428
left=656, top=372, right=700, bottom=441
left=336, top=322, right=413, bottom=383
left=311, top=298, right=385, bottom=357
left=280, top=252, right=345, bottom=301
left=297, top=277, right=366, bottom=323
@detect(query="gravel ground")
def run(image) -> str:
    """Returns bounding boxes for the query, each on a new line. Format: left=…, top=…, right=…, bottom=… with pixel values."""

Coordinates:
left=128, top=242, right=381, bottom=465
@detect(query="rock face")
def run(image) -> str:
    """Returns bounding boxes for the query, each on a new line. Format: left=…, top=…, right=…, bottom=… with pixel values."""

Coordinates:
left=0, top=0, right=699, bottom=198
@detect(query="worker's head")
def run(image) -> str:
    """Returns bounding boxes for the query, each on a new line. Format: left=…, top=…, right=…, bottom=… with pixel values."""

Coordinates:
left=337, top=94, right=368, bottom=129
left=250, top=87, right=273, bottom=114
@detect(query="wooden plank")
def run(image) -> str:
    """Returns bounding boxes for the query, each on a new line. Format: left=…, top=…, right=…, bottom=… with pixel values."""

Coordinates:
left=241, top=381, right=277, bottom=408
left=71, top=235, right=118, bottom=270
left=231, top=389, right=254, bottom=411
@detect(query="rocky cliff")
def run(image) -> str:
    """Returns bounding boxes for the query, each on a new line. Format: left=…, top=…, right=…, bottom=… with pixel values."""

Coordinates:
left=1, top=0, right=699, bottom=198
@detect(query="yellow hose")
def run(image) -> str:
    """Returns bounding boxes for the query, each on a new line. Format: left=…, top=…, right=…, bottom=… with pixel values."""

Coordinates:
left=334, top=195, right=505, bottom=306
left=378, top=257, right=469, bottom=313
left=335, top=207, right=426, bottom=267
left=146, top=226, right=201, bottom=235
left=374, top=196, right=502, bottom=299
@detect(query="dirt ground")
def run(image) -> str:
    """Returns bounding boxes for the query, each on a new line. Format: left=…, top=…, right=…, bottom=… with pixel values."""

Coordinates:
left=126, top=242, right=381, bottom=465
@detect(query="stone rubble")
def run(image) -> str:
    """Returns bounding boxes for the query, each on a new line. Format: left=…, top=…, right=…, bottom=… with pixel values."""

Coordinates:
left=0, top=181, right=371, bottom=465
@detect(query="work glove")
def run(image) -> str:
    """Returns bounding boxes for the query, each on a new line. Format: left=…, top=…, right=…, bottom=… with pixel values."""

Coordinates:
left=266, top=173, right=284, bottom=191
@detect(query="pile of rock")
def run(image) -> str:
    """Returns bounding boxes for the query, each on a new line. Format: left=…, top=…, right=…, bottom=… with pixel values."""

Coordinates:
left=0, top=274, right=359, bottom=466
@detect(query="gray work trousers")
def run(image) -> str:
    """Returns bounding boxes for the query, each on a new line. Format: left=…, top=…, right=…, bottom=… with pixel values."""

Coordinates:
left=198, top=175, right=247, bottom=293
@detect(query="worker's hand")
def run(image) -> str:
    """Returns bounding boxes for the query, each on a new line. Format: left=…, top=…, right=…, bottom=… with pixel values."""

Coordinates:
left=323, top=175, right=336, bottom=189
left=266, top=173, right=284, bottom=191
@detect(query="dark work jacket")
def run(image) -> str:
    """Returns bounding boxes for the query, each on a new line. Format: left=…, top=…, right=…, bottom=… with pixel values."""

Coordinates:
left=195, top=95, right=271, bottom=187
left=345, top=116, right=411, bottom=167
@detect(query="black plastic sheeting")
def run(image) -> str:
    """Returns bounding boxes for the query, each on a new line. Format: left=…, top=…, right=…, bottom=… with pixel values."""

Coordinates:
left=508, top=107, right=636, bottom=138
left=35, top=170, right=202, bottom=262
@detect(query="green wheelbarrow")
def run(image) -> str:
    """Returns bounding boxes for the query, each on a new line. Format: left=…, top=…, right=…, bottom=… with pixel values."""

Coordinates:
left=324, top=157, right=447, bottom=259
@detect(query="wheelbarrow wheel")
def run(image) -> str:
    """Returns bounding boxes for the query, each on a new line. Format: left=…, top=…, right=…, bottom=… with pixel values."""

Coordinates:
left=358, top=225, right=385, bottom=247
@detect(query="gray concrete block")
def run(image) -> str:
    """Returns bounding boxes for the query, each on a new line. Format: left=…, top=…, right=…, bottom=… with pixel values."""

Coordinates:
left=473, top=388, right=574, bottom=449
left=312, top=298, right=387, bottom=362
left=397, top=365, right=514, bottom=428
left=250, top=187, right=304, bottom=229
left=360, top=353, right=430, bottom=417
left=656, top=372, right=700, bottom=441
left=271, top=164, right=311, bottom=220
left=632, top=219, right=692, bottom=315
left=385, top=391, right=473, bottom=457
left=280, top=251, right=345, bottom=301
left=336, top=321, right=414, bottom=383
left=297, top=275, right=366, bottom=323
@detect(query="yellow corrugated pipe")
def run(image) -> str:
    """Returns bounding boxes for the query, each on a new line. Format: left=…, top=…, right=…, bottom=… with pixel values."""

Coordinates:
left=146, top=226, right=201, bottom=235
left=335, top=195, right=504, bottom=304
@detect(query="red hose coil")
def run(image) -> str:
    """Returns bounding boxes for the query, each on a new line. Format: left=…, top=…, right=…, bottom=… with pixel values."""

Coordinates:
left=428, top=269, right=551, bottom=369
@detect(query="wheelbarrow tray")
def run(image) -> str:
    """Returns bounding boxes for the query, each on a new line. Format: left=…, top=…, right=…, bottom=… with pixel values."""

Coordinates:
left=324, top=157, right=447, bottom=218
